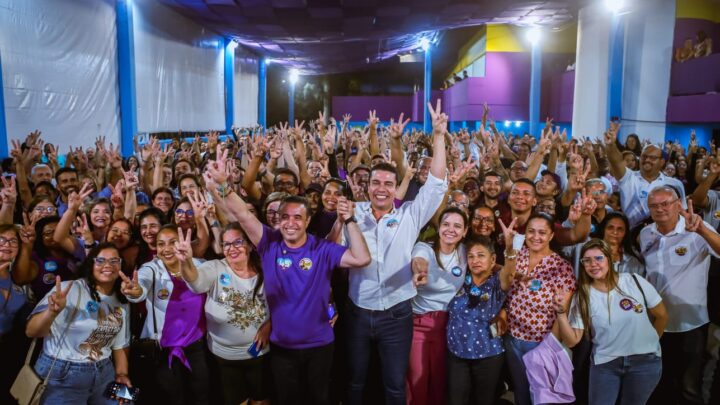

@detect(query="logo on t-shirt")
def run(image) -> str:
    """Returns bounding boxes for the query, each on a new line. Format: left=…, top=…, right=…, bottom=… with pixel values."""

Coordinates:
left=451, top=266, right=463, bottom=277
left=386, top=219, right=399, bottom=228
left=157, top=288, right=170, bottom=300
left=219, top=273, right=231, bottom=286
left=619, top=298, right=633, bottom=311
left=276, top=257, right=292, bottom=270
left=44, top=261, right=58, bottom=272
left=639, top=190, right=648, bottom=199
left=43, top=273, right=56, bottom=285
left=714, top=210, right=720, bottom=219
left=299, top=258, right=313, bottom=271
left=675, top=246, right=687, bottom=256
left=86, top=301, right=99, bottom=313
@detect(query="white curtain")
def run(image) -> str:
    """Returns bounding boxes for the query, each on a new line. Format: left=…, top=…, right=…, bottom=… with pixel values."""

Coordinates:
left=132, top=0, right=224, bottom=133
left=233, top=47, right=259, bottom=128
left=0, top=0, right=120, bottom=149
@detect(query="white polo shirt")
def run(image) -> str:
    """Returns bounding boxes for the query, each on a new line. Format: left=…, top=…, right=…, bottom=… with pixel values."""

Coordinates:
left=619, top=170, right=686, bottom=228
left=639, top=217, right=720, bottom=332
left=702, top=190, right=720, bottom=231
left=349, top=172, right=448, bottom=310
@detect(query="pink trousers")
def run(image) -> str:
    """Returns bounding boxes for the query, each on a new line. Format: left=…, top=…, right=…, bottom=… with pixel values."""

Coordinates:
left=405, top=311, right=449, bottom=405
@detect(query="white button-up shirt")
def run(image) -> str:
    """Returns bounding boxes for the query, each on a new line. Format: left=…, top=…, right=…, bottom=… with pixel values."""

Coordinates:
left=348, top=172, right=448, bottom=310
left=640, top=217, right=720, bottom=332
left=702, top=190, right=720, bottom=231
left=618, top=169, right=686, bottom=228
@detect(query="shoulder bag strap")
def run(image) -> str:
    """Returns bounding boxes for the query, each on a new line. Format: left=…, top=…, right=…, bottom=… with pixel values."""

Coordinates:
left=42, top=283, right=82, bottom=384
left=151, top=268, right=157, bottom=339
left=630, top=274, right=648, bottom=309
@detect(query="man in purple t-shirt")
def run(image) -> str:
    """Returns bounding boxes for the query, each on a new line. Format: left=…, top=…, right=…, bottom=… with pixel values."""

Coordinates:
left=202, top=155, right=371, bottom=405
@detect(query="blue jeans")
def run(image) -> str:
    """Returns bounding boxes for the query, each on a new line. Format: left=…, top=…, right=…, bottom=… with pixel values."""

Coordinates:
left=345, top=299, right=414, bottom=405
left=34, top=352, right=120, bottom=405
left=503, top=335, right=540, bottom=405
left=589, top=353, right=662, bottom=405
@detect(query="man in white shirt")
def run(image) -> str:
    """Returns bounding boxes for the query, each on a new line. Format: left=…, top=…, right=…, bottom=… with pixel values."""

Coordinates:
left=639, top=186, right=720, bottom=405
left=604, top=124, right=686, bottom=228
left=345, top=101, right=449, bottom=405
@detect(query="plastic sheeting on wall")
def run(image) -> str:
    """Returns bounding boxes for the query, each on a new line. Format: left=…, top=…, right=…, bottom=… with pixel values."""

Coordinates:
left=0, top=0, right=120, bottom=150
left=233, top=47, right=259, bottom=128
left=132, top=0, right=224, bottom=133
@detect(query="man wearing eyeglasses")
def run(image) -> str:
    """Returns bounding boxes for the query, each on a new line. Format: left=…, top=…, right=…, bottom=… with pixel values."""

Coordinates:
left=640, top=186, right=720, bottom=405
left=605, top=127, right=686, bottom=227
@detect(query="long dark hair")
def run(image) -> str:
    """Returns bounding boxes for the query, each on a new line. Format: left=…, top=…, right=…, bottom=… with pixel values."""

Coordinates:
left=596, top=212, right=644, bottom=265
left=34, top=216, right=66, bottom=257
left=79, top=243, right=128, bottom=304
left=431, top=207, right=468, bottom=271
left=525, top=213, right=561, bottom=254
left=221, top=222, right=264, bottom=302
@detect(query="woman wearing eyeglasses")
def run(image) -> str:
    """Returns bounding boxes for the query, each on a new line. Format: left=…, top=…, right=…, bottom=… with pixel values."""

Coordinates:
left=503, top=213, right=576, bottom=405
left=171, top=195, right=210, bottom=258
left=554, top=239, right=668, bottom=405
left=28, top=195, right=58, bottom=222
left=178, top=223, right=271, bottom=405
left=26, top=243, right=132, bottom=404
left=0, top=224, right=28, bottom=337
left=120, top=224, right=210, bottom=405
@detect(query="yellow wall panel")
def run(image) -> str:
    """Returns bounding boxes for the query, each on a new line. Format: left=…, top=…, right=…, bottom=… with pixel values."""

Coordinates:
left=676, top=0, right=720, bottom=22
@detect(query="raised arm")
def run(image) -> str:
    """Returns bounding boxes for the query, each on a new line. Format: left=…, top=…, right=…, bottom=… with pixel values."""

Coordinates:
left=684, top=200, right=720, bottom=256
left=427, top=100, right=448, bottom=180
left=26, top=277, right=73, bottom=338
left=691, top=153, right=719, bottom=208
left=53, top=183, right=93, bottom=254
left=498, top=218, right=519, bottom=291
left=603, top=121, right=626, bottom=180
left=367, top=110, right=380, bottom=157
left=13, top=215, right=39, bottom=285
left=336, top=197, right=371, bottom=268
left=389, top=113, right=411, bottom=180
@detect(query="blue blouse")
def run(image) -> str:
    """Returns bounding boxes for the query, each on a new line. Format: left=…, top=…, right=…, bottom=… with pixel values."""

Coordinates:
left=446, top=272, right=506, bottom=359
left=0, top=275, right=27, bottom=336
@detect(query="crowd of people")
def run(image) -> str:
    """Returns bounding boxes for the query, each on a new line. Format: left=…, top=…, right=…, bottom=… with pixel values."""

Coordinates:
left=1, top=100, right=719, bottom=405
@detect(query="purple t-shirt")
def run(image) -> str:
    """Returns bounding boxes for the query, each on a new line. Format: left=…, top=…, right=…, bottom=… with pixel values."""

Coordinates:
left=257, top=225, right=347, bottom=349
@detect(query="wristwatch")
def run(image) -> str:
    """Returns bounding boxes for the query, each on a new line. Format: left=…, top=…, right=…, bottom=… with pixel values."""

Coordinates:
left=344, top=216, right=357, bottom=225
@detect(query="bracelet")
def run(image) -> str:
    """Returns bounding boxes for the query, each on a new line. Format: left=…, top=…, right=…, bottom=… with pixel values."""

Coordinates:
left=505, top=250, right=518, bottom=260
left=555, top=309, right=567, bottom=315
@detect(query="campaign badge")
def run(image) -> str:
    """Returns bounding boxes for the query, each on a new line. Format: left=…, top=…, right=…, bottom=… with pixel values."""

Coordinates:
left=44, top=261, right=58, bottom=273
left=276, top=257, right=292, bottom=270
left=464, top=275, right=472, bottom=285
left=529, top=279, right=542, bottom=292
left=495, top=210, right=501, bottom=218
left=157, top=288, right=170, bottom=300
left=299, top=258, right=313, bottom=271
left=451, top=266, right=463, bottom=277
left=86, top=301, right=99, bottom=313
left=386, top=219, right=399, bottom=228
left=480, top=292, right=490, bottom=302
left=469, top=286, right=481, bottom=296
left=633, top=303, right=644, bottom=313
left=714, top=210, right=720, bottom=219
left=675, top=246, right=687, bottom=256
left=619, top=298, right=633, bottom=311
left=43, top=273, right=56, bottom=285
left=219, top=273, right=231, bottom=286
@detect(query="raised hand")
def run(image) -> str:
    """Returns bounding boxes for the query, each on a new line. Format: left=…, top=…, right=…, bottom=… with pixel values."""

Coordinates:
left=336, top=196, right=355, bottom=222
left=122, top=168, right=139, bottom=190
left=103, top=143, right=123, bottom=169
left=188, top=191, right=208, bottom=218
left=412, top=257, right=430, bottom=287
left=604, top=121, right=622, bottom=145
left=580, top=188, right=597, bottom=215
left=681, top=198, right=703, bottom=232
left=0, top=176, right=17, bottom=206
left=174, top=228, right=193, bottom=262
left=118, top=270, right=142, bottom=298
left=346, top=176, right=365, bottom=200
left=427, top=99, right=448, bottom=136
left=498, top=217, right=518, bottom=251
left=552, top=288, right=573, bottom=314
left=367, top=110, right=379, bottom=127
left=207, top=145, right=229, bottom=184
left=19, top=213, right=37, bottom=245
left=389, top=112, right=410, bottom=140
left=48, top=276, right=74, bottom=314
left=68, top=182, right=94, bottom=211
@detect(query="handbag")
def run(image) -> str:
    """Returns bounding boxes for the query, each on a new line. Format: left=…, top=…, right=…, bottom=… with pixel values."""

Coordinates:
left=11, top=284, right=81, bottom=405
left=130, top=268, right=160, bottom=366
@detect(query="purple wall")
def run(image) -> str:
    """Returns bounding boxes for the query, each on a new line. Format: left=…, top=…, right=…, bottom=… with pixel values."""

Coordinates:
left=332, top=95, right=412, bottom=121
left=411, top=90, right=443, bottom=121
left=542, top=70, right=575, bottom=123
left=672, top=18, right=720, bottom=51
left=670, top=52, right=720, bottom=95
left=667, top=93, right=720, bottom=122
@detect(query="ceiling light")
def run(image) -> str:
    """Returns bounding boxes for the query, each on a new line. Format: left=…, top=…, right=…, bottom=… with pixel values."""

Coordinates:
left=420, top=38, right=430, bottom=51
left=289, top=68, right=299, bottom=85
left=605, top=0, right=625, bottom=13
left=526, top=27, right=542, bottom=45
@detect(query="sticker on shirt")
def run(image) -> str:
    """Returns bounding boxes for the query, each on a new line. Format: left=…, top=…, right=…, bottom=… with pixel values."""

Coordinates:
left=78, top=306, right=124, bottom=361
left=675, top=246, right=688, bottom=256
left=86, top=300, right=99, bottom=313
left=590, top=224, right=596, bottom=234
left=639, top=190, right=648, bottom=199
left=633, top=303, right=644, bottom=313
left=43, top=273, right=56, bottom=285
left=299, top=258, right=313, bottom=271
left=495, top=210, right=501, bottom=218
left=528, top=279, right=542, bottom=292
left=276, top=257, right=292, bottom=270
left=219, top=273, right=231, bottom=286
left=469, top=285, right=481, bottom=296
left=714, top=210, right=720, bottom=219
left=386, top=219, right=399, bottom=228
left=157, top=288, right=170, bottom=300
left=451, top=266, right=463, bottom=277
left=480, top=292, right=490, bottom=302
left=619, top=298, right=634, bottom=311
left=44, top=261, right=58, bottom=272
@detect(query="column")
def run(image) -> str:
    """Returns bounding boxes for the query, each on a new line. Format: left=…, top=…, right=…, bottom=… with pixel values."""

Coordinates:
left=529, top=40, right=542, bottom=137
left=288, top=83, right=295, bottom=124
left=606, top=12, right=624, bottom=122
left=423, top=46, right=432, bottom=133
left=0, top=52, right=7, bottom=157
left=258, top=57, right=267, bottom=130
left=116, top=0, right=137, bottom=157
left=224, top=38, right=236, bottom=137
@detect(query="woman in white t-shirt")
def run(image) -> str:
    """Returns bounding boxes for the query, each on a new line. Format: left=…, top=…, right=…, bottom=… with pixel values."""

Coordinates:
left=406, top=207, right=468, bottom=405
left=180, top=222, right=271, bottom=405
left=554, top=239, right=669, bottom=405
left=27, top=243, right=131, bottom=405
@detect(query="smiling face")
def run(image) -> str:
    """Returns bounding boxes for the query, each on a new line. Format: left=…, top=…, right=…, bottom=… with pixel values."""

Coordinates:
left=467, top=243, right=496, bottom=276
left=508, top=182, right=537, bottom=214
left=416, top=157, right=432, bottom=184
left=222, top=229, right=251, bottom=266
left=664, top=163, right=676, bottom=177
left=57, top=171, right=79, bottom=197
left=0, top=230, right=19, bottom=263
left=179, top=177, right=199, bottom=198
left=639, top=145, right=664, bottom=178
left=174, top=161, right=192, bottom=178
left=321, top=182, right=343, bottom=212
left=265, top=200, right=282, bottom=229
left=279, top=202, right=310, bottom=245
left=107, top=221, right=132, bottom=249
left=368, top=170, right=397, bottom=212
left=481, top=175, right=502, bottom=199
left=623, top=153, right=637, bottom=170
left=139, top=215, right=161, bottom=247
left=40, top=222, right=60, bottom=249
left=90, top=203, right=112, bottom=229
left=463, top=180, right=480, bottom=203
left=471, top=207, right=496, bottom=237
left=156, top=229, right=179, bottom=267
left=438, top=212, right=468, bottom=247
left=525, top=217, right=553, bottom=253
left=93, top=247, right=122, bottom=286
left=31, top=200, right=57, bottom=222
left=152, top=191, right=174, bottom=214
left=174, top=201, right=194, bottom=229
left=586, top=182, right=608, bottom=207
left=31, top=165, right=53, bottom=185
left=581, top=247, right=609, bottom=281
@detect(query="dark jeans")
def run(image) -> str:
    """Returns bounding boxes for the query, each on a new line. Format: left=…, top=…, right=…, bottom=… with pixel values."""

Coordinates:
left=155, top=338, right=210, bottom=405
left=589, top=353, right=662, bottom=405
left=214, top=353, right=270, bottom=405
left=346, top=299, right=414, bottom=405
left=270, top=342, right=334, bottom=405
left=650, top=324, right=708, bottom=405
left=446, top=351, right=504, bottom=405
left=503, top=335, right=540, bottom=405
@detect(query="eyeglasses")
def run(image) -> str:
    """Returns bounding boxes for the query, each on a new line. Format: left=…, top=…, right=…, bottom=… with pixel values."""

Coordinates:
left=472, top=216, right=494, bottom=225
left=222, top=238, right=246, bottom=250
left=267, top=209, right=279, bottom=217
left=641, top=154, right=663, bottom=162
left=110, top=228, right=132, bottom=236
left=0, top=237, right=19, bottom=247
left=33, top=206, right=56, bottom=213
left=274, top=181, right=297, bottom=189
left=175, top=208, right=194, bottom=216
left=580, top=255, right=606, bottom=266
left=449, top=201, right=469, bottom=208
left=42, top=230, right=55, bottom=237
left=94, top=257, right=122, bottom=266
left=590, top=190, right=606, bottom=196
left=648, top=199, right=677, bottom=210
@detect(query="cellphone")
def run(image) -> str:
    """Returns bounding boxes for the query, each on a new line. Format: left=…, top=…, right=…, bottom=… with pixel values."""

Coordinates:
left=490, top=323, right=499, bottom=338
left=247, top=340, right=262, bottom=358
left=105, top=382, right=140, bottom=401
left=327, top=303, right=336, bottom=320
